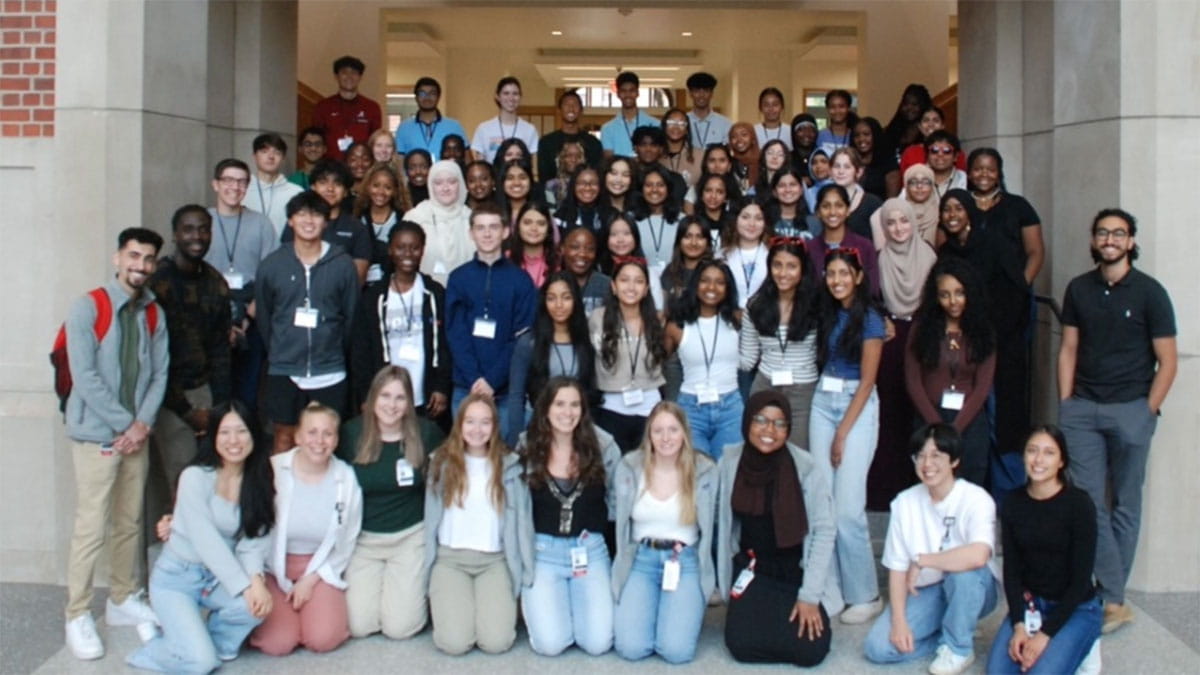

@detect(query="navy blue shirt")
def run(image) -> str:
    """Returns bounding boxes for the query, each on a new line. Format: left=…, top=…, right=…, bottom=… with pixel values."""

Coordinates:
left=445, top=255, right=537, bottom=393
left=823, top=307, right=885, bottom=380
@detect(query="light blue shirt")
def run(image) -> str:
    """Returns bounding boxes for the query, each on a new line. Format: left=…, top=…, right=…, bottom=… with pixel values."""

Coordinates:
left=600, top=110, right=660, bottom=158
left=394, top=112, right=467, bottom=160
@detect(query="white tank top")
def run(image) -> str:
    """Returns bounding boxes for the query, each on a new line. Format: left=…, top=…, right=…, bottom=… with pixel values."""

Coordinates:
left=678, top=315, right=739, bottom=395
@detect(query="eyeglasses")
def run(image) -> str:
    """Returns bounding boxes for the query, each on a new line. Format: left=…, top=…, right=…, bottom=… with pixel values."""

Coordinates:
left=415, top=90, right=438, bottom=99
left=1093, top=228, right=1130, bottom=241
left=750, top=414, right=788, bottom=430
left=911, top=451, right=951, bottom=465
left=218, top=177, right=249, bottom=187
left=907, top=178, right=934, bottom=187
left=927, top=147, right=956, bottom=155
left=301, top=140, right=325, bottom=149
left=664, top=119, right=688, bottom=128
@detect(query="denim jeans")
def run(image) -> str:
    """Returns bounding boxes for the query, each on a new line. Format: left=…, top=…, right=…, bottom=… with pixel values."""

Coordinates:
left=986, top=595, right=1102, bottom=674
left=677, top=390, right=744, bottom=461
left=614, top=544, right=706, bottom=663
left=521, top=531, right=613, bottom=656
left=809, top=380, right=880, bottom=606
left=452, top=387, right=510, bottom=441
left=126, top=550, right=261, bottom=674
left=864, top=567, right=999, bottom=662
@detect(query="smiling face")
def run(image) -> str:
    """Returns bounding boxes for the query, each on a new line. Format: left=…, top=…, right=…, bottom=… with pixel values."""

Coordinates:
left=112, top=240, right=158, bottom=296
left=918, top=109, right=944, bottom=136
left=852, top=121, right=874, bottom=157
left=617, top=81, right=639, bottom=109
left=748, top=405, right=788, bottom=454
left=503, top=165, right=531, bottom=200
left=300, top=133, right=327, bottom=164
left=829, top=153, right=860, bottom=188
left=773, top=173, right=803, bottom=206
left=547, top=384, right=583, bottom=436
left=298, top=409, right=338, bottom=467
left=700, top=176, right=727, bottom=213
left=759, top=92, right=783, bottom=124
left=809, top=153, right=831, bottom=181
left=432, top=171, right=460, bottom=206
left=936, top=273, right=967, bottom=322
left=679, top=223, right=709, bottom=262
left=763, top=143, right=788, bottom=171
left=906, top=174, right=934, bottom=203
left=212, top=166, right=250, bottom=209
left=825, top=257, right=863, bottom=307
left=696, top=264, right=727, bottom=310
left=287, top=207, right=327, bottom=244
left=441, top=137, right=466, bottom=164
left=373, top=379, right=410, bottom=430
left=465, top=164, right=494, bottom=201
left=544, top=279, right=575, bottom=326
left=611, top=262, right=649, bottom=306
left=336, top=66, right=362, bottom=94
left=561, top=228, right=597, bottom=277
left=794, top=123, right=817, bottom=149
left=1091, top=214, right=1136, bottom=265
left=926, top=140, right=956, bottom=173
left=770, top=249, right=803, bottom=294
left=495, top=82, right=521, bottom=114
left=572, top=168, right=600, bottom=205
left=559, top=143, right=585, bottom=174
left=559, top=94, right=581, bottom=123
left=826, top=96, right=850, bottom=125
left=371, top=135, right=395, bottom=163
left=642, top=171, right=668, bottom=207
left=502, top=143, right=526, bottom=164
left=346, top=144, right=372, bottom=180
left=968, top=153, right=1000, bottom=193
left=649, top=409, right=686, bottom=460
left=174, top=210, right=212, bottom=263
left=517, top=208, right=550, bottom=247
left=367, top=170, right=397, bottom=209
left=460, top=400, right=495, bottom=450
left=635, top=136, right=663, bottom=165
left=1023, top=431, right=1065, bottom=488
left=214, top=410, right=254, bottom=467
left=664, top=111, right=689, bottom=143
left=912, top=437, right=958, bottom=492
left=605, top=160, right=633, bottom=196
left=817, top=189, right=849, bottom=231
left=607, top=219, right=636, bottom=256
left=729, top=125, right=753, bottom=154
left=884, top=207, right=914, bottom=244
left=736, top=203, right=765, bottom=244
left=389, top=228, right=424, bottom=277
left=406, top=154, right=430, bottom=186
left=940, top=196, right=969, bottom=236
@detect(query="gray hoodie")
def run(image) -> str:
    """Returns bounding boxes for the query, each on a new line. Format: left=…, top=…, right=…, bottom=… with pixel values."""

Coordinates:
left=716, top=442, right=837, bottom=607
left=611, top=449, right=718, bottom=600
left=64, top=279, right=169, bottom=443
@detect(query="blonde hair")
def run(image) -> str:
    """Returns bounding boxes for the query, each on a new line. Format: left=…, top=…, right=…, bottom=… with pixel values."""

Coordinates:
left=638, top=401, right=701, bottom=526
left=298, top=401, right=341, bottom=429
left=354, top=366, right=424, bottom=468
left=367, top=127, right=405, bottom=177
left=429, top=394, right=507, bottom=510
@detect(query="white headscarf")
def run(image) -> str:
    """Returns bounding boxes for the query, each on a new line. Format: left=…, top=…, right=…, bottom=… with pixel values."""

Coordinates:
left=403, top=160, right=472, bottom=285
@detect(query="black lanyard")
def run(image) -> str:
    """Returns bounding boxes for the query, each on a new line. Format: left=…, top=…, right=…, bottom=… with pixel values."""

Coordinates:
left=255, top=179, right=273, bottom=220
left=693, top=118, right=712, bottom=146
left=551, top=342, right=577, bottom=377
left=216, top=210, right=243, bottom=270
left=696, top=317, right=721, bottom=380
left=625, top=328, right=642, bottom=381
left=646, top=215, right=667, bottom=259
left=390, top=283, right=419, bottom=334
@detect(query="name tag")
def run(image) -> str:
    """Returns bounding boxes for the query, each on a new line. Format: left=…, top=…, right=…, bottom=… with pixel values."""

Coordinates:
left=472, top=318, right=497, bottom=339
left=366, top=264, right=384, bottom=283
left=396, top=343, right=421, bottom=362
left=662, top=558, right=681, bottom=592
left=433, top=261, right=447, bottom=276
left=819, top=375, right=845, bottom=393
left=770, top=370, right=794, bottom=386
left=223, top=271, right=245, bottom=290
left=395, top=459, right=415, bottom=487
left=622, top=388, right=645, bottom=407
left=570, top=546, right=588, bottom=577
left=941, top=389, right=965, bottom=411
left=338, top=135, right=354, bottom=152
left=293, top=307, right=319, bottom=328
left=730, top=567, right=755, bottom=599
left=1024, top=606, right=1042, bottom=634
left=695, top=382, right=719, bottom=405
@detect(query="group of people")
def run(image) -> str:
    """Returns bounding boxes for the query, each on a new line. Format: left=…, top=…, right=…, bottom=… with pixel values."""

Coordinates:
left=58, top=54, right=1177, bottom=675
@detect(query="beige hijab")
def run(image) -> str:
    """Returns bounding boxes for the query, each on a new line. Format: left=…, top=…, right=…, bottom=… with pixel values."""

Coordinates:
left=878, top=197, right=937, bottom=317
left=870, top=163, right=939, bottom=249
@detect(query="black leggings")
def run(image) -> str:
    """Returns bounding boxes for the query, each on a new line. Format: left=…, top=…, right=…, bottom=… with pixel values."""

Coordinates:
left=724, top=564, right=831, bottom=667
left=592, top=407, right=647, bottom=454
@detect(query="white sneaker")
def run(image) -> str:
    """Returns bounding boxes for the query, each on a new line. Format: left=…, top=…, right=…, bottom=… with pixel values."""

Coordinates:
left=65, top=613, right=104, bottom=660
left=105, top=590, right=158, bottom=626
left=839, top=597, right=884, bottom=624
left=928, top=644, right=975, bottom=675
left=1076, top=638, right=1102, bottom=675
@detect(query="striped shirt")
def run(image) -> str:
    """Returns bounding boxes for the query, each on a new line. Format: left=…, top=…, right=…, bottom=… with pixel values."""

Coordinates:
left=738, top=312, right=819, bottom=384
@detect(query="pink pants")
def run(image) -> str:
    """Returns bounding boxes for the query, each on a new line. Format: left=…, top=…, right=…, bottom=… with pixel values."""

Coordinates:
left=250, top=553, right=350, bottom=655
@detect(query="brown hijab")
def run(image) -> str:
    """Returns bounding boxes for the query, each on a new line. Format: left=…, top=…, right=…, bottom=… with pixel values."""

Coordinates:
left=728, top=122, right=761, bottom=188
left=731, top=390, right=808, bottom=548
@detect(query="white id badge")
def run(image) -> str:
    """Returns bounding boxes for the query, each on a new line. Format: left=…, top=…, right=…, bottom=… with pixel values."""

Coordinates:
left=940, top=389, right=966, bottom=411
left=366, top=264, right=384, bottom=283
left=338, top=135, right=354, bottom=152
left=570, top=546, right=588, bottom=577
left=820, top=375, right=845, bottom=393
left=770, top=370, right=794, bottom=386
left=293, top=307, right=319, bottom=328
left=622, top=388, right=645, bottom=406
left=730, top=567, right=755, bottom=598
left=223, top=271, right=245, bottom=290
left=395, top=459, right=415, bottom=487
left=695, top=382, right=720, bottom=405
left=433, top=261, right=447, bottom=276
left=472, top=318, right=497, bottom=339
left=662, top=559, right=681, bottom=592
left=397, top=343, right=421, bottom=362
left=1024, top=607, right=1042, bottom=634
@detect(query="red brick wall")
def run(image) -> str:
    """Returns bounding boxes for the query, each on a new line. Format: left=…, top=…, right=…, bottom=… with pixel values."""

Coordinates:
left=0, top=0, right=55, bottom=137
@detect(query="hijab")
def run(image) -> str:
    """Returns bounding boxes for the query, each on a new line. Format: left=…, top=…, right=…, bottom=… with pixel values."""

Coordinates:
left=903, top=164, right=939, bottom=246
left=731, top=390, right=808, bottom=549
left=877, top=197, right=937, bottom=317
left=728, top=122, right=761, bottom=189
left=403, top=160, right=471, bottom=284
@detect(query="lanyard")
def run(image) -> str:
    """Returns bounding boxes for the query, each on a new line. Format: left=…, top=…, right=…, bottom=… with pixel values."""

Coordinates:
left=625, top=327, right=642, bottom=381
left=551, top=342, right=577, bottom=377
left=255, top=179, right=273, bottom=220
left=216, top=209, right=243, bottom=270
left=622, top=113, right=639, bottom=142
left=420, top=118, right=440, bottom=151
left=739, top=245, right=761, bottom=288
left=764, top=124, right=783, bottom=142
left=390, top=283, right=419, bottom=334
left=647, top=215, right=667, bottom=260
left=693, top=118, right=711, bottom=147
left=498, top=116, right=517, bottom=142
left=776, top=324, right=790, bottom=355
left=696, top=317, right=721, bottom=380
left=482, top=262, right=494, bottom=318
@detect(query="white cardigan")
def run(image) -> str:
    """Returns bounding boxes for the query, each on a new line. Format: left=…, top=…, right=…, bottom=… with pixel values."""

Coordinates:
left=267, top=449, right=363, bottom=593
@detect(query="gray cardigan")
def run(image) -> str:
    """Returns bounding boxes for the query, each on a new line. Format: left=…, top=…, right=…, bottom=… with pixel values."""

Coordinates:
left=423, top=451, right=530, bottom=598
left=611, top=450, right=718, bottom=601
left=64, top=280, right=169, bottom=442
left=716, top=442, right=836, bottom=607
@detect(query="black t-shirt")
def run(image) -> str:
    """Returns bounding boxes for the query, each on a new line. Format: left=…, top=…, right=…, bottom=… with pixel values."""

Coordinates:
left=1062, top=267, right=1176, bottom=403
left=281, top=209, right=373, bottom=263
left=976, top=193, right=1040, bottom=291
left=861, top=156, right=898, bottom=201
left=538, top=130, right=604, bottom=183
left=847, top=192, right=883, bottom=240
left=734, top=502, right=804, bottom=584
left=530, top=478, right=608, bottom=537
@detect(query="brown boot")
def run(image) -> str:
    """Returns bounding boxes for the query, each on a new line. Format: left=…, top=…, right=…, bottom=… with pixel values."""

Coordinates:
left=1102, top=602, right=1134, bottom=634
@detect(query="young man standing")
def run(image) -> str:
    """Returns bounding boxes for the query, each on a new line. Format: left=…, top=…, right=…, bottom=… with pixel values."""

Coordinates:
left=685, top=71, right=731, bottom=149
left=444, top=203, right=536, bottom=439
left=256, top=192, right=359, bottom=454
left=394, top=77, right=467, bottom=163
left=282, top=159, right=373, bottom=286
left=312, top=55, right=382, bottom=162
left=288, top=126, right=327, bottom=190
left=1058, top=208, right=1177, bottom=634
left=864, top=424, right=999, bottom=675
left=601, top=71, right=659, bottom=160
left=63, top=228, right=168, bottom=660
left=538, top=89, right=603, bottom=183
left=244, top=132, right=304, bottom=239
left=145, top=205, right=231, bottom=516
left=470, top=76, right=540, bottom=164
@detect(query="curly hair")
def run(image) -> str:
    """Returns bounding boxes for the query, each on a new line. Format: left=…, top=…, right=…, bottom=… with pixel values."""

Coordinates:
left=910, top=257, right=995, bottom=369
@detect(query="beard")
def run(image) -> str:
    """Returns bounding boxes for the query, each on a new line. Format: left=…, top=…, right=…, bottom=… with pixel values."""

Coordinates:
left=1090, top=243, right=1132, bottom=265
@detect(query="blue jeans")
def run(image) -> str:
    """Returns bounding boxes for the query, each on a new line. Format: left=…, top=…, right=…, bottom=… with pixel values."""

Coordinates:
left=614, top=544, right=706, bottom=663
left=986, top=595, right=1102, bottom=674
left=864, top=567, right=999, bottom=662
left=809, top=381, right=880, bottom=605
left=520, top=532, right=613, bottom=656
left=452, top=387, right=510, bottom=441
left=677, top=389, right=744, bottom=461
left=126, top=550, right=261, bottom=674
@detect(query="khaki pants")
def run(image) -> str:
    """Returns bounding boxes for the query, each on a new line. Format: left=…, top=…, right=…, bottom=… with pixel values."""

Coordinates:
left=428, top=546, right=516, bottom=655
left=345, top=524, right=427, bottom=639
left=65, top=440, right=149, bottom=619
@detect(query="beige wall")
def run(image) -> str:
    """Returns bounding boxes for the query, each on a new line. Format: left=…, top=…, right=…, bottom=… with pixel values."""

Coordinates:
left=298, top=0, right=385, bottom=106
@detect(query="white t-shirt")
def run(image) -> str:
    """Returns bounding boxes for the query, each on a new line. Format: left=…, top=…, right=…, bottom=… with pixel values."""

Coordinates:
left=881, top=479, right=998, bottom=587
left=755, top=123, right=793, bottom=150
left=385, top=278, right=426, bottom=407
left=286, top=469, right=337, bottom=554
left=631, top=478, right=699, bottom=546
left=471, top=116, right=540, bottom=163
left=438, top=454, right=502, bottom=552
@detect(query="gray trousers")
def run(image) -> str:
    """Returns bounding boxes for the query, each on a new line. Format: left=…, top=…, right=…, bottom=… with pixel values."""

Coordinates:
left=1061, top=395, right=1157, bottom=604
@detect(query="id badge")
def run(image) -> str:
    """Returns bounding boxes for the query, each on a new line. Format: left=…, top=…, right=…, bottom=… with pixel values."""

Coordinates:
left=1024, top=607, right=1042, bottom=634
left=819, top=375, right=845, bottom=393
left=730, top=567, right=755, bottom=598
left=940, top=389, right=965, bottom=411
left=622, top=388, right=644, bottom=407
left=397, top=343, right=421, bottom=362
left=395, top=459, right=415, bottom=487
left=433, top=261, right=447, bottom=276
left=99, top=442, right=114, bottom=457
left=294, top=307, right=319, bottom=328
left=770, top=369, right=794, bottom=386
left=338, top=135, right=354, bottom=152
left=366, top=264, right=384, bottom=283
left=473, top=318, right=497, bottom=339
left=570, top=546, right=588, bottom=577
left=695, top=382, right=719, bottom=405
left=662, top=559, right=681, bottom=592
left=223, top=271, right=245, bottom=290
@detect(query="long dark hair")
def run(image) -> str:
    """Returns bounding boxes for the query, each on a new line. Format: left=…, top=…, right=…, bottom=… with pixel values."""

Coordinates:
left=553, top=165, right=603, bottom=232
left=817, top=248, right=872, bottom=366
left=1024, top=424, right=1071, bottom=485
left=854, top=116, right=894, bottom=167
left=763, top=165, right=810, bottom=225
left=496, top=160, right=539, bottom=226
left=529, top=272, right=596, bottom=401
left=747, top=239, right=818, bottom=341
left=754, top=139, right=791, bottom=200
left=599, top=155, right=642, bottom=220
left=521, top=377, right=606, bottom=489
left=508, top=201, right=559, bottom=272
left=884, top=83, right=932, bottom=150
left=661, top=107, right=696, bottom=164
left=190, top=400, right=275, bottom=539
left=490, top=137, right=533, bottom=179
left=661, top=217, right=712, bottom=316
left=601, top=258, right=666, bottom=371
left=634, top=165, right=681, bottom=221
left=596, top=214, right=644, bottom=277
left=672, top=258, right=739, bottom=328
left=911, top=257, right=995, bottom=368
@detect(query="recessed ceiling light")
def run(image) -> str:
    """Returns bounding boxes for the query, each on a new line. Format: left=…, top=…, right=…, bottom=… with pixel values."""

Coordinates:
left=551, top=30, right=563, bottom=36
left=681, top=31, right=693, bottom=37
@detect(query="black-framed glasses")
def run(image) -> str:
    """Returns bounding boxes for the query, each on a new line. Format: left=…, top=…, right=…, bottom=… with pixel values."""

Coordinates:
left=750, top=414, right=788, bottom=430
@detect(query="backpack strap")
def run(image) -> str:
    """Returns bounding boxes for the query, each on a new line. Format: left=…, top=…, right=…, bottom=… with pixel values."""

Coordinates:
left=88, top=288, right=112, bottom=343
left=146, top=302, right=158, bottom=335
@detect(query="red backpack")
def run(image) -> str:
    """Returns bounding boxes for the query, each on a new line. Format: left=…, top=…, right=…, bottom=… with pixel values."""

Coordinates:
left=50, top=288, right=159, bottom=412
